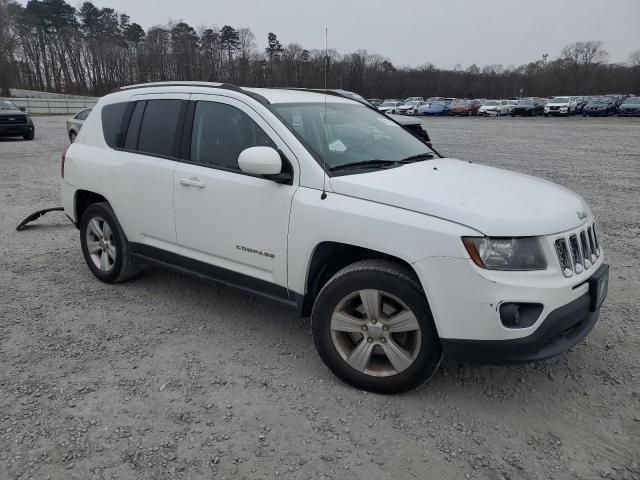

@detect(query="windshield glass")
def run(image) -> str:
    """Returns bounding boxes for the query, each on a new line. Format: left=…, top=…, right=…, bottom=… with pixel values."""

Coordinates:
left=0, top=100, right=19, bottom=110
left=451, top=100, right=469, bottom=106
left=589, top=98, right=607, bottom=104
left=551, top=97, right=570, bottom=103
left=484, top=100, right=499, bottom=106
left=271, top=102, right=435, bottom=172
left=518, top=99, right=534, bottom=105
left=381, top=101, right=397, bottom=106
left=623, top=97, right=640, bottom=104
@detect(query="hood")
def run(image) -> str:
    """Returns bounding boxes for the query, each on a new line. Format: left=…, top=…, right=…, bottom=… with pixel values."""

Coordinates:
left=0, top=108, right=24, bottom=115
left=330, top=158, right=589, bottom=236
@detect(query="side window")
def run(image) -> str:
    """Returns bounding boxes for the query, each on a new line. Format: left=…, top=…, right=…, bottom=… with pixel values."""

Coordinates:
left=137, top=99, right=183, bottom=158
left=101, top=102, right=129, bottom=148
left=190, top=101, right=276, bottom=171
left=77, top=109, right=91, bottom=120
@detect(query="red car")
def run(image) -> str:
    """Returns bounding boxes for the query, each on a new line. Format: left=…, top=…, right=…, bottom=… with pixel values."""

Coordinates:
left=449, top=99, right=482, bottom=116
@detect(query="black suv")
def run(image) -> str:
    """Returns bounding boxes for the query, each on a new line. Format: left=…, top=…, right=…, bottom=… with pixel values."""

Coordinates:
left=0, top=99, right=35, bottom=140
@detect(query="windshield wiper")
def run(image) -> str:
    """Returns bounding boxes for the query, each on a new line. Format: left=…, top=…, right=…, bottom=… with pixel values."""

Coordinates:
left=399, top=153, right=435, bottom=163
left=329, top=160, right=400, bottom=172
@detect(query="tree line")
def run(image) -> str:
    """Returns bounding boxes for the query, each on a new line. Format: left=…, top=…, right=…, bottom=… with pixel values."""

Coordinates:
left=1, top=0, right=639, bottom=99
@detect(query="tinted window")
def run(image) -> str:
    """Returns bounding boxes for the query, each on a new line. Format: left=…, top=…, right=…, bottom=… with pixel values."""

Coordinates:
left=101, top=102, right=129, bottom=148
left=137, top=99, right=183, bottom=158
left=124, top=101, right=146, bottom=150
left=190, top=102, right=276, bottom=170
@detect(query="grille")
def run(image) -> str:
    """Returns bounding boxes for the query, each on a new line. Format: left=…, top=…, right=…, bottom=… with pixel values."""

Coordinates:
left=554, top=222, right=601, bottom=278
left=0, top=115, right=26, bottom=124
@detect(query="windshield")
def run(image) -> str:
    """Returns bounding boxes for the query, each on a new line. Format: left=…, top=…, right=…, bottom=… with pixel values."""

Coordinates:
left=382, top=101, right=398, bottom=106
left=518, top=99, right=534, bottom=105
left=589, top=98, right=607, bottom=105
left=404, top=101, right=420, bottom=106
left=0, top=100, right=19, bottom=110
left=451, top=100, right=469, bottom=106
left=271, top=102, right=435, bottom=172
left=551, top=97, right=570, bottom=103
left=623, top=97, right=640, bottom=104
left=484, top=100, right=499, bottom=106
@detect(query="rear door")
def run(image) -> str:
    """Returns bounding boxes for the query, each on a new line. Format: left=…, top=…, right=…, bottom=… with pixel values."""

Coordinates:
left=101, top=94, right=188, bottom=254
left=173, top=94, right=298, bottom=292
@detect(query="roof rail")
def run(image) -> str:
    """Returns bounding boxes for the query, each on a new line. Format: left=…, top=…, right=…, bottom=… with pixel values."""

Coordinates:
left=116, top=81, right=270, bottom=105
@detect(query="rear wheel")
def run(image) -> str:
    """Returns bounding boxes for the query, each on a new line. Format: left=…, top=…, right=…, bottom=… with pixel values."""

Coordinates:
left=80, top=202, right=139, bottom=283
left=69, top=130, right=77, bottom=143
left=311, top=260, right=441, bottom=393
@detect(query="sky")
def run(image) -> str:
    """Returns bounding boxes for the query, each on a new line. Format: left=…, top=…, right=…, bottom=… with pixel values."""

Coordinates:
left=58, top=0, right=640, bottom=68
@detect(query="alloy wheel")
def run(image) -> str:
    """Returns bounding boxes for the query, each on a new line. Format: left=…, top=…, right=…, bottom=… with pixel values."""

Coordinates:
left=330, top=289, right=422, bottom=377
left=85, top=216, right=116, bottom=272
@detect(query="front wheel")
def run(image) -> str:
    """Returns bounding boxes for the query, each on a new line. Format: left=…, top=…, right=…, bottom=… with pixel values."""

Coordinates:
left=23, top=130, right=34, bottom=140
left=311, top=260, right=441, bottom=393
left=69, top=130, right=77, bottom=143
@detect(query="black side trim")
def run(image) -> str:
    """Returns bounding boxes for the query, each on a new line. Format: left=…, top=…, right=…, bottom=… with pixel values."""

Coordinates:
left=441, top=288, right=603, bottom=364
left=130, top=243, right=299, bottom=309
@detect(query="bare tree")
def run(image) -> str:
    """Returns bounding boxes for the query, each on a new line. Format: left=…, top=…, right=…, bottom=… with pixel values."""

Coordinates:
left=561, top=41, right=608, bottom=92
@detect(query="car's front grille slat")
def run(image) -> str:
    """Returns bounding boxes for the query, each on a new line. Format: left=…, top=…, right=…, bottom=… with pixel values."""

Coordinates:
left=555, top=222, right=600, bottom=277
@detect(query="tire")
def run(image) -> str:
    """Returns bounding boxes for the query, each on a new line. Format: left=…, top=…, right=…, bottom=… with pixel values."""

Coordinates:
left=69, top=130, right=77, bottom=143
left=311, top=259, right=441, bottom=393
left=23, top=130, right=34, bottom=140
left=79, top=202, right=139, bottom=283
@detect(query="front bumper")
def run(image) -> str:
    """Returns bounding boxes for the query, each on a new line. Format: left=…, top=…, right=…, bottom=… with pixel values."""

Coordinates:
left=440, top=278, right=604, bottom=363
left=0, top=124, right=33, bottom=137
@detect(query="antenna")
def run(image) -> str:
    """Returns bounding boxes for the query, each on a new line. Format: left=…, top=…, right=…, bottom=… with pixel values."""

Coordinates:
left=320, top=27, right=328, bottom=200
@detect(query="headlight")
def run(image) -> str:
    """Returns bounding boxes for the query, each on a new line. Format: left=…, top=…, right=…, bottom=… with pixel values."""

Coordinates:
left=462, top=237, right=547, bottom=271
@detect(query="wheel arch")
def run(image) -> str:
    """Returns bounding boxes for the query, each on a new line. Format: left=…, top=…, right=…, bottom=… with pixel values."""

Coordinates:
left=298, top=241, right=425, bottom=317
left=74, top=190, right=109, bottom=227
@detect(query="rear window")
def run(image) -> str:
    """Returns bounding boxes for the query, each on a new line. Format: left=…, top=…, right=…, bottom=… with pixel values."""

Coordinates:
left=137, top=99, right=183, bottom=158
left=101, top=102, right=129, bottom=148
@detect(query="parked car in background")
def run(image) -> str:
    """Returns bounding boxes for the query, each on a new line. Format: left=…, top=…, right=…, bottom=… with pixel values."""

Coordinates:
left=0, top=98, right=35, bottom=140
left=507, top=99, right=519, bottom=114
left=404, top=96, right=425, bottom=103
left=510, top=98, right=544, bottom=116
left=378, top=100, right=405, bottom=114
left=367, top=98, right=383, bottom=107
left=397, top=101, right=426, bottom=115
left=582, top=97, right=616, bottom=116
left=449, top=99, right=482, bottom=116
left=617, top=96, right=640, bottom=116
left=571, top=96, right=587, bottom=113
left=544, top=96, right=577, bottom=116
left=478, top=99, right=509, bottom=116
left=420, top=101, right=451, bottom=116
left=66, top=108, right=92, bottom=142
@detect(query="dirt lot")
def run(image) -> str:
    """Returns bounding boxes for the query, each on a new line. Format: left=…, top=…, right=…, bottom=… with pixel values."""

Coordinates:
left=1, top=115, right=639, bottom=480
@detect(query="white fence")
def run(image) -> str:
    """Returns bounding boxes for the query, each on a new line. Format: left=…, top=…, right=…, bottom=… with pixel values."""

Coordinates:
left=10, top=97, right=98, bottom=115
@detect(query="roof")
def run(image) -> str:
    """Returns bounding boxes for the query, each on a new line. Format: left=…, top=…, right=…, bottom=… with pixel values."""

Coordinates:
left=118, top=81, right=356, bottom=105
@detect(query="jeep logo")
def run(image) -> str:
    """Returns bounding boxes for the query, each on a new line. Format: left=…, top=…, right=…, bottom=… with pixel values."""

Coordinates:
left=577, top=210, right=587, bottom=220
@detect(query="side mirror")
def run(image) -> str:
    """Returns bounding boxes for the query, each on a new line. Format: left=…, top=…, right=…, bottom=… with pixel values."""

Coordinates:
left=238, top=146, right=292, bottom=184
left=19, top=106, right=26, bottom=112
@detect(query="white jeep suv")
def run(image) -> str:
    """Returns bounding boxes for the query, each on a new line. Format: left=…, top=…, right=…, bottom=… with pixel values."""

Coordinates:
left=62, top=82, right=608, bottom=393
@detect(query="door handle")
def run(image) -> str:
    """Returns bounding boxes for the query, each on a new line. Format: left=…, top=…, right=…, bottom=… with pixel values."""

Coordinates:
left=178, top=177, right=205, bottom=188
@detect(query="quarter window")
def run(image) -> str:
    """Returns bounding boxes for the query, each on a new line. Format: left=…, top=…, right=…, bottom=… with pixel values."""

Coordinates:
left=190, top=101, right=276, bottom=171
left=137, top=99, right=183, bottom=158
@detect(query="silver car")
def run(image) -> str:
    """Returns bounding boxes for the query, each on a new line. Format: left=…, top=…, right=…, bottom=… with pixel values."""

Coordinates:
left=66, top=108, right=92, bottom=142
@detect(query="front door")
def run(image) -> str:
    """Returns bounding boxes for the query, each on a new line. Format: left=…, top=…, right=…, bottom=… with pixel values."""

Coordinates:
left=173, top=94, right=298, bottom=295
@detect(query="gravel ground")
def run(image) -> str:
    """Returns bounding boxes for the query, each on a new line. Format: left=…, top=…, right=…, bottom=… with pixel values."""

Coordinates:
left=0, top=115, right=639, bottom=480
